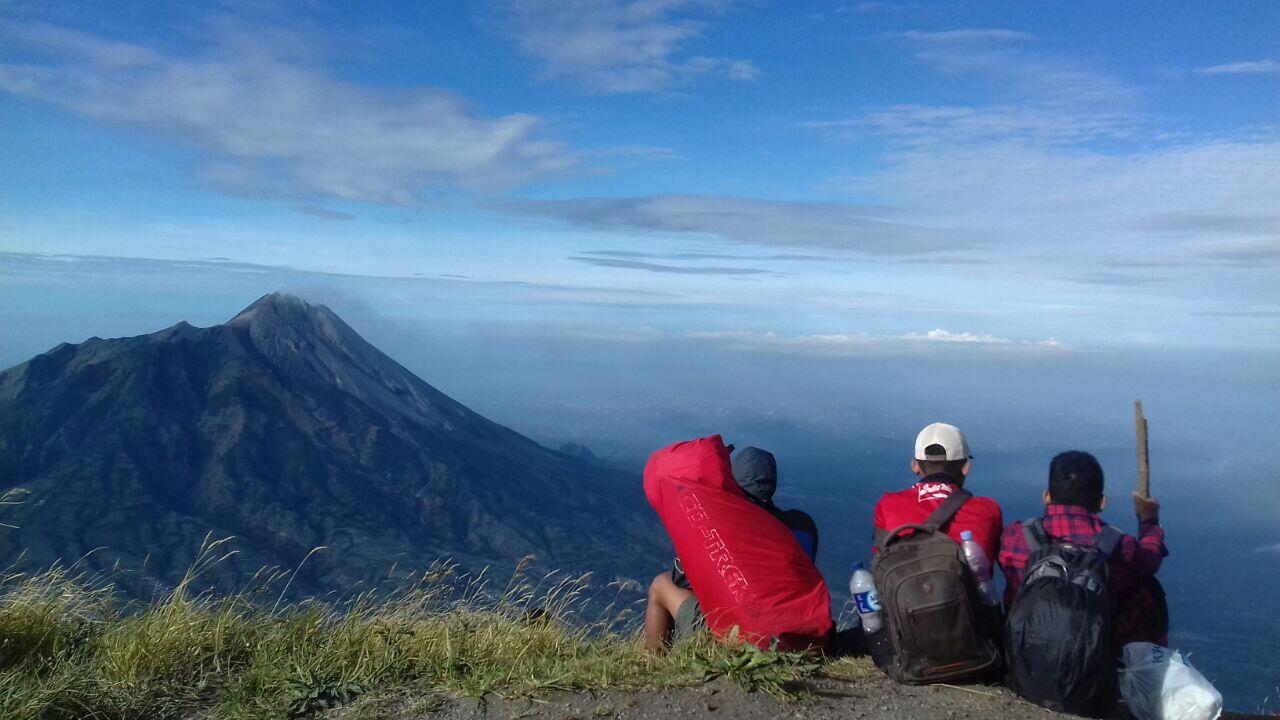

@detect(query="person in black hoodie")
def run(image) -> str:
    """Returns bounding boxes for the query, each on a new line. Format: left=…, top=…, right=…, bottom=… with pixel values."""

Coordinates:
left=643, top=445, right=820, bottom=652
left=727, top=446, right=819, bottom=561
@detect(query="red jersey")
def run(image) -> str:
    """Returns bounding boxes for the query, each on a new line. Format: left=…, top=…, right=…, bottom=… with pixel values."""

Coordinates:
left=873, top=474, right=1003, bottom=560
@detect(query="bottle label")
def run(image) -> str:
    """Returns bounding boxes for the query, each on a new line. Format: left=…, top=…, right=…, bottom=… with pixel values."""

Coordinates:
left=854, top=589, right=881, bottom=613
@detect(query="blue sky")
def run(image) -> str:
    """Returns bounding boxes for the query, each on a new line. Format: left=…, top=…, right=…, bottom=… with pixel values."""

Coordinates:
left=2, top=0, right=1278, bottom=360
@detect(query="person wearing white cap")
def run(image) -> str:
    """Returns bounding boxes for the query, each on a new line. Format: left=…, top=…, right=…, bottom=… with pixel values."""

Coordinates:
left=872, top=422, right=1004, bottom=561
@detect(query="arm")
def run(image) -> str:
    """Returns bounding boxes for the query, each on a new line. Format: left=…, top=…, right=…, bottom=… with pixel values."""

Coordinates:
left=1126, top=492, right=1168, bottom=576
left=981, top=502, right=1004, bottom=563
left=872, top=496, right=887, bottom=552
left=783, top=510, right=820, bottom=562
left=809, top=516, right=819, bottom=561
left=1120, top=521, right=1167, bottom=577
left=1111, top=494, right=1167, bottom=592
left=997, top=522, right=1025, bottom=607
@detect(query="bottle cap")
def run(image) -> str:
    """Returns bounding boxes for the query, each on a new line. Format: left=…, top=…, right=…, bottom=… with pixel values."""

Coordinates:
left=852, top=561, right=865, bottom=572
left=960, top=530, right=974, bottom=541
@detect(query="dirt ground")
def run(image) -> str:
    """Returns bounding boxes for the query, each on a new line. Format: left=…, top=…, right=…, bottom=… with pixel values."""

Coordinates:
left=339, top=675, right=1270, bottom=720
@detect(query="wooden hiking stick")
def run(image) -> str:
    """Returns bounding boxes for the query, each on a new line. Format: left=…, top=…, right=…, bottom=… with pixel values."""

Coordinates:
left=1134, top=400, right=1150, bottom=498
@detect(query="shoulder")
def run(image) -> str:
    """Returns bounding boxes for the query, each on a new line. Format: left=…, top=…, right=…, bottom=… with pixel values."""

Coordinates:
left=874, top=487, right=914, bottom=527
left=1096, top=519, right=1137, bottom=542
left=875, top=486, right=917, bottom=511
left=1100, top=517, right=1141, bottom=540
left=1000, top=519, right=1025, bottom=540
left=877, top=485, right=915, bottom=505
left=780, top=508, right=818, bottom=532
left=968, top=493, right=1000, bottom=508
left=778, top=507, right=815, bottom=524
left=963, top=493, right=1003, bottom=518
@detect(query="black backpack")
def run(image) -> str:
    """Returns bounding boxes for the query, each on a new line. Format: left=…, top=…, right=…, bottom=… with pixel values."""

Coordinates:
left=871, top=490, right=1003, bottom=684
left=1004, top=519, right=1123, bottom=718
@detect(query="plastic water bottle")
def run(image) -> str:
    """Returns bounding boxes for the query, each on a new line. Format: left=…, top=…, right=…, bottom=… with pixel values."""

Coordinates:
left=959, top=530, right=1000, bottom=605
left=849, top=561, right=882, bottom=634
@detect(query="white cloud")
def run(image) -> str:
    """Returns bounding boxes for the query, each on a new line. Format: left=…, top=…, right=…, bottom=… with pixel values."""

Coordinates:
left=893, top=29, right=1035, bottom=44
left=901, top=328, right=1007, bottom=343
left=887, top=26, right=1138, bottom=116
left=505, top=194, right=977, bottom=254
left=803, top=30, right=1280, bottom=278
left=0, top=19, right=577, bottom=206
left=598, top=144, right=683, bottom=160
left=501, top=0, right=758, bottom=93
left=1196, top=60, right=1280, bottom=76
left=803, top=103, right=1137, bottom=146
left=1256, top=543, right=1280, bottom=556
left=811, top=29, right=1138, bottom=148
left=683, top=328, right=1068, bottom=357
left=849, top=139, right=1280, bottom=259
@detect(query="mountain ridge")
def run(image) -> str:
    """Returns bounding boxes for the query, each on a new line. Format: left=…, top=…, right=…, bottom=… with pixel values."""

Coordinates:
left=0, top=292, right=663, bottom=596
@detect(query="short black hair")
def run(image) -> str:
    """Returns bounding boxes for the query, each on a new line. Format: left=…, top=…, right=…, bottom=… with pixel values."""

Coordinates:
left=1048, top=451, right=1105, bottom=509
left=917, top=445, right=967, bottom=481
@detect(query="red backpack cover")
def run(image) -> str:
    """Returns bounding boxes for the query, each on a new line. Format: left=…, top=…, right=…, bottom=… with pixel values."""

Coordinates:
left=643, top=435, right=833, bottom=650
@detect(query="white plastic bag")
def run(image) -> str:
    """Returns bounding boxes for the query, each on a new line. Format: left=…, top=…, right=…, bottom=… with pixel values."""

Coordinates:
left=1120, top=642, right=1223, bottom=720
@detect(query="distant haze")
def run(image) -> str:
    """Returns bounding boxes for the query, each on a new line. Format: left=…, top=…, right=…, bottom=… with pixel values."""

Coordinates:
left=2, top=264, right=1278, bottom=708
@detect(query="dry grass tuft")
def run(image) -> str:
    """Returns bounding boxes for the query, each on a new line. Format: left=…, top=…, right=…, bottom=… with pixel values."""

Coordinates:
left=0, top=538, right=832, bottom=719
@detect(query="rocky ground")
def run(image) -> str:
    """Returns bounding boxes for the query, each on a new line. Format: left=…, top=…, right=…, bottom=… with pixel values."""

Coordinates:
left=336, top=675, right=1270, bottom=720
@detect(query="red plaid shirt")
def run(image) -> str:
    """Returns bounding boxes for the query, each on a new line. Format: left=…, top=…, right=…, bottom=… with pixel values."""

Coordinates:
left=999, top=505, right=1169, bottom=646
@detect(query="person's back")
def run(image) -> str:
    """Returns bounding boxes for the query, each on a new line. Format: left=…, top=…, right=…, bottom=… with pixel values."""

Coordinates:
left=873, top=423, right=1002, bottom=558
left=998, top=450, right=1167, bottom=716
left=731, top=447, right=820, bottom=561
left=868, top=422, right=1004, bottom=684
left=999, top=450, right=1169, bottom=647
left=640, top=438, right=829, bottom=650
left=670, top=447, right=819, bottom=588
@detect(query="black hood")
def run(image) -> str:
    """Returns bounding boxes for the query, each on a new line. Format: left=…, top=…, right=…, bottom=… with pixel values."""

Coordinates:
left=731, top=446, right=777, bottom=504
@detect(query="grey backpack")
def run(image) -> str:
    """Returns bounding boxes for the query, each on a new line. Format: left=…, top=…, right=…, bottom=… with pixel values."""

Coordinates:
left=871, top=490, right=1002, bottom=684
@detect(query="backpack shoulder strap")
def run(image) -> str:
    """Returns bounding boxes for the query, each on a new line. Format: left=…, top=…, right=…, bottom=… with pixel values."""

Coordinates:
left=1094, top=525, right=1123, bottom=558
left=1021, top=517, right=1050, bottom=553
left=923, top=488, right=972, bottom=530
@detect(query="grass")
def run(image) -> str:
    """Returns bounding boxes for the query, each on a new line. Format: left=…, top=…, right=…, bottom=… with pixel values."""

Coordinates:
left=0, top=538, right=865, bottom=719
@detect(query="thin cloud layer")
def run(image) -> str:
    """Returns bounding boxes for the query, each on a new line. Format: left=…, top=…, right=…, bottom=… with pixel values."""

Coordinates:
left=810, top=30, right=1138, bottom=147
left=570, top=255, right=772, bottom=275
left=501, top=0, right=758, bottom=93
left=804, top=103, right=1137, bottom=146
left=892, top=29, right=1035, bottom=44
left=508, top=195, right=975, bottom=254
left=804, top=30, right=1280, bottom=275
left=581, top=249, right=832, bottom=262
left=683, top=328, right=1067, bottom=358
left=852, top=139, right=1280, bottom=260
left=1195, top=60, right=1280, bottom=76
left=0, top=19, right=577, bottom=205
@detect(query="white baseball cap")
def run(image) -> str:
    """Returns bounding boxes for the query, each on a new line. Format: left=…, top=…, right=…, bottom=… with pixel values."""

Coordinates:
left=914, top=422, right=971, bottom=461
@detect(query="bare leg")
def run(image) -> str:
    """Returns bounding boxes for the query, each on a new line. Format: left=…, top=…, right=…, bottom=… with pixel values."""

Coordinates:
left=644, top=571, right=694, bottom=655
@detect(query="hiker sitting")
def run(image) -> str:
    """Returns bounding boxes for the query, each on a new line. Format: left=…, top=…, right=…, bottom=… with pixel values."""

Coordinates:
left=728, top=446, right=819, bottom=561
left=864, top=422, right=1005, bottom=682
left=999, top=450, right=1169, bottom=647
left=644, top=446, right=820, bottom=654
left=873, top=422, right=1002, bottom=559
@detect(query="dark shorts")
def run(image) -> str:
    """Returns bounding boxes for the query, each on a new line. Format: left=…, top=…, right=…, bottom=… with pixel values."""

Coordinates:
left=673, top=595, right=705, bottom=638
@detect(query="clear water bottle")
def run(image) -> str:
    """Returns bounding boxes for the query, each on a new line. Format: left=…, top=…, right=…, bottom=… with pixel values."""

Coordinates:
left=959, top=530, right=1000, bottom=605
left=849, top=561, right=882, bottom=634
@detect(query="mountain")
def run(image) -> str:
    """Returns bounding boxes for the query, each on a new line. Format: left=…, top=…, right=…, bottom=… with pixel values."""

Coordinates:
left=0, top=293, right=664, bottom=596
